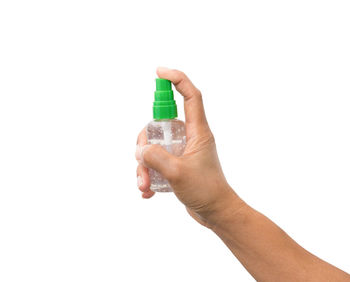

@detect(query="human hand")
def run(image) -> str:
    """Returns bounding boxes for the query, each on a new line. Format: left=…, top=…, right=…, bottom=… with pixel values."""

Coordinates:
left=136, top=67, right=243, bottom=228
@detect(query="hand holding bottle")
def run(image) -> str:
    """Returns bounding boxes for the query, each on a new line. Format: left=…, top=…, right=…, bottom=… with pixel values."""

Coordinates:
left=135, top=67, right=243, bottom=227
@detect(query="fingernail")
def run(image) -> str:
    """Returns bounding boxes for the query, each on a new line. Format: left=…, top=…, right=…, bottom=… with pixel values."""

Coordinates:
left=137, top=176, right=143, bottom=188
left=157, top=66, right=170, bottom=73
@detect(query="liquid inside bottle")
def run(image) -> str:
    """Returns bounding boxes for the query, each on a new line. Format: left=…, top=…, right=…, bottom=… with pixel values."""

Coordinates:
left=146, top=119, right=186, bottom=192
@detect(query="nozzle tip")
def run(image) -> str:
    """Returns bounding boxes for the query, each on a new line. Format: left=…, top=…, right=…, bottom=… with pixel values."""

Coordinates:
left=156, top=78, right=172, bottom=91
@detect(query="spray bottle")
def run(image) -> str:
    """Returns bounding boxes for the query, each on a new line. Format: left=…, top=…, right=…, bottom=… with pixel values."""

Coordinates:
left=146, top=78, right=186, bottom=192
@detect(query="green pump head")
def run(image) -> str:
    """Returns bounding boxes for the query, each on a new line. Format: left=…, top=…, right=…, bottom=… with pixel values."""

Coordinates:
left=153, top=78, right=177, bottom=120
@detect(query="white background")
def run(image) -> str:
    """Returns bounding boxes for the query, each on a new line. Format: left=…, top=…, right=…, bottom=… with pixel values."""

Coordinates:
left=0, top=1, right=349, bottom=281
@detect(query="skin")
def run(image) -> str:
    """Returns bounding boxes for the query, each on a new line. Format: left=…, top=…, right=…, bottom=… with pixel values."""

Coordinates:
left=135, top=67, right=350, bottom=282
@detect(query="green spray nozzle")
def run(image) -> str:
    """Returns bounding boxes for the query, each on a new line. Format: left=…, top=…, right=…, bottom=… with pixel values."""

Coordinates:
left=153, top=78, right=177, bottom=120
left=156, top=78, right=172, bottom=91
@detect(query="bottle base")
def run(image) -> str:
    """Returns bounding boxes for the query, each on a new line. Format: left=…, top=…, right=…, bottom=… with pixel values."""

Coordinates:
left=150, top=184, right=173, bottom=193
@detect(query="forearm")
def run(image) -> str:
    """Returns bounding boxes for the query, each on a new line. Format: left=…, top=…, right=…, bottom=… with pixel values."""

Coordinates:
left=210, top=191, right=350, bottom=282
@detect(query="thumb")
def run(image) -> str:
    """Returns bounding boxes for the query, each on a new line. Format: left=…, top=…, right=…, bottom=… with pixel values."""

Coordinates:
left=140, top=144, right=179, bottom=179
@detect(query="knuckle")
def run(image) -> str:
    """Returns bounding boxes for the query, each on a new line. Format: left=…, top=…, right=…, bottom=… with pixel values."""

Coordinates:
left=173, top=69, right=184, bottom=77
left=174, top=69, right=187, bottom=82
left=194, top=89, right=202, bottom=99
left=204, top=131, right=216, bottom=145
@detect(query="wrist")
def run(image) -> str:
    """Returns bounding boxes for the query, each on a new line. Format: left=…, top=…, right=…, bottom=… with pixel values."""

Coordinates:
left=204, top=186, right=248, bottom=230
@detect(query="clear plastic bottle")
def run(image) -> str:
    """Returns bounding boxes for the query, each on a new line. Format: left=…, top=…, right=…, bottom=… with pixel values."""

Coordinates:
left=146, top=79, right=186, bottom=192
left=146, top=119, right=186, bottom=192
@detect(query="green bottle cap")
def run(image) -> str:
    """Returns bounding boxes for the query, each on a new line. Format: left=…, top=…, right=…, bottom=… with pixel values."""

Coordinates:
left=153, top=78, right=177, bottom=120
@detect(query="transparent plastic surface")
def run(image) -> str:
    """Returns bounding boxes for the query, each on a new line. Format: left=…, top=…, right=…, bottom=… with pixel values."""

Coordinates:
left=146, top=119, right=186, bottom=192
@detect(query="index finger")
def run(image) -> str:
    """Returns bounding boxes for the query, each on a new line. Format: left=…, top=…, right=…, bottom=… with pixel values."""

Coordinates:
left=156, top=67, right=208, bottom=131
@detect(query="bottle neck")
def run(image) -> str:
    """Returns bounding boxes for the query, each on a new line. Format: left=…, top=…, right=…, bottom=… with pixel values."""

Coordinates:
left=153, top=118, right=177, bottom=121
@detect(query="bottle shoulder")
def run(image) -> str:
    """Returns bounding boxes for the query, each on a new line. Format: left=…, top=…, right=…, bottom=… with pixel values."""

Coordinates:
left=147, top=119, right=185, bottom=127
left=146, top=118, right=186, bottom=140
